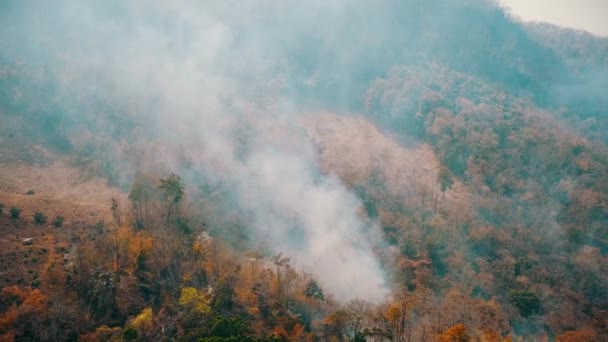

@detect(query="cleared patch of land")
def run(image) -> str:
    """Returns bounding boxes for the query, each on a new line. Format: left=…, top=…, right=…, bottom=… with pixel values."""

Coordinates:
left=0, top=160, right=126, bottom=225
left=301, top=112, right=469, bottom=204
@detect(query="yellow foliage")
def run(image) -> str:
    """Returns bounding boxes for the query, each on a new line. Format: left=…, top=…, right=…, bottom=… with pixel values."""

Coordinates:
left=193, top=242, right=203, bottom=254
left=437, top=324, right=470, bottom=342
left=129, top=232, right=153, bottom=255
left=386, top=304, right=401, bottom=322
left=131, top=308, right=153, bottom=330
left=95, top=325, right=122, bottom=334
left=116, top=227, right=132, bottom=242
left=178, top=287, right=210, bottom=314
left=179, top=287, right=198, bottom=306
left=79, top=325, right=122, bottom=342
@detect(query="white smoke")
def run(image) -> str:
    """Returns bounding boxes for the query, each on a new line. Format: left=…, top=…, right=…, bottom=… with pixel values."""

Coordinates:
left=3, top=0, right=389, bottom=302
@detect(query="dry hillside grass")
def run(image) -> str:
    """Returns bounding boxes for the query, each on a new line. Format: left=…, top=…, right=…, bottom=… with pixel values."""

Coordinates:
left=0, top=143, right=126, bottom=292
left=301, top=112, right=468, bottom=203
left=0, top=159, right=126, bottom=225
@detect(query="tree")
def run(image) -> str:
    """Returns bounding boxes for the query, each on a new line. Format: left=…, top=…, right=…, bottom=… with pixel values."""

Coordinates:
left=109, top=227, right=132, bottom=276
left=9, top=207, right=21, bottom=220
left=270, top=253, right=291, bottom=307
left=245, top=251, right=263, bottom=280
left=53, top=216, right=64, bottom=227
left=389, top=286, right=425, bottom=342
left=179, top=287, right=210, bottom=314
left=159, top=173, right=185, bottom=224
left=128, top=174, right=156, bottom=229
left=271, top=323, right=307, bottom=341
left=434, top=166, right=454, bottom=215
left=385, top=304, right=401, bottom=337
left=324, top=310, right=350, bottom=341
left=437, top=324, right=470, bottom=342
left=347, top=299, right=371, bottom=341
left=509, top=290, right=541, bottom=317
left=129, top=307, right=154, bottom=339
left=111, top=198, right=122, bottom=226
left=438, top=166, right=454, bottom=193
left=87, top=267, right=118, bottom=320
left=32, top=212, right=47, bottom=225
left=0, top=288, right=49, bottom=340
left=207, top=316, right=254, bottom=341
left=212, top=281, right=238, bottom=314
left=304, top=280, right=324, bottom=304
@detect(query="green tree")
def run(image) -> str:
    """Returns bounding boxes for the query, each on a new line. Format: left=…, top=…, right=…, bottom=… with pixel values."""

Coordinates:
left=209, top=316, right=250, bottom=339
left=10, top=207, right=21, bottom=220
left=122, top=326, right=138, bottom=340
left=509, top=290, right=541, bottom=317
left=159, top=173, right=185, bottom=223
left=304, top=280, right=324, bottom=302
left=33, top=212, right=47, bottom=225
left=438, top=166, right=454, bottom=192
left=53, top=216, right=64, bottom=227
left=212, top=281, right=238, bottom=314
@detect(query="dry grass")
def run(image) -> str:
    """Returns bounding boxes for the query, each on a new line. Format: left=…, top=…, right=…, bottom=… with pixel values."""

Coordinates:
left=0, top=160, right=126, bottom=225
left=302, top=112, right=440, bottom=187
left=0, top=144, right=126, bottom=291
left=300, top=112, right=469, bottom=204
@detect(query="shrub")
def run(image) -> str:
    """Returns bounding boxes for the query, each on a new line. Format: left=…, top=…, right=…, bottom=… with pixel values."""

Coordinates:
left=122, top=326, right=138, bottom=340
left=177, top=217, right=192, bottom=234
left=33, top=212, right=47, bottom=225
left=134, top=218, right=144, bottom=230
left=25, top=190, right=35, bottom=195
left=0, top=203, right=4, bottom=215
left=9, top=207, right=21, bottom=220
left=509, top=290, right=541, bottom=317
left=53, top=216, right=64, bottom=227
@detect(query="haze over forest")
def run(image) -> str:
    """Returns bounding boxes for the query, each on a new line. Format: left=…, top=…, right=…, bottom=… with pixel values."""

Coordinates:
left=0, top=0, right=607, bottom=341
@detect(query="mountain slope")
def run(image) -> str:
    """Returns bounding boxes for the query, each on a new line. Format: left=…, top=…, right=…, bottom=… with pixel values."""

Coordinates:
left=0, top=0, right=607, bottom=340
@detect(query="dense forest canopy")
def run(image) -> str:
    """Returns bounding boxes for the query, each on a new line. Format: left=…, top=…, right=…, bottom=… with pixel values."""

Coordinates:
left=0, top=0, right=607, bottom=341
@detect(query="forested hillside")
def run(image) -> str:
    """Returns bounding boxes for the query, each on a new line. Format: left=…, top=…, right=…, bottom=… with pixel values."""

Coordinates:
left=0, top=0, right=607, bottom=341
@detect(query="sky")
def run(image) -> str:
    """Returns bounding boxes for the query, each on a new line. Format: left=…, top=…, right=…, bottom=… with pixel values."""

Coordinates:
left=501, top=0, right=608, bottom=37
